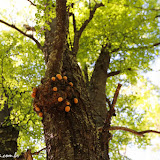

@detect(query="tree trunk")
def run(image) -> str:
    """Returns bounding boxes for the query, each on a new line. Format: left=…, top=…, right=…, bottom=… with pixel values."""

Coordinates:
left=35, top=1, right=111, bottom=159
left=0, top=104, right=19, bottom=160
left=40, top=49, right=109, bottom=159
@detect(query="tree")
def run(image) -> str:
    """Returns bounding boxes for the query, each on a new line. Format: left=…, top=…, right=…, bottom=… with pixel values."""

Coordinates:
left=0, top=0, right=160, bottom=159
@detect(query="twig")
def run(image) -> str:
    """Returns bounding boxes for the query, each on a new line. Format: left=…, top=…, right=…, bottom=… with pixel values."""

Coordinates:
left=0, top=19, right=43, bottom=50
left=27, top=0, right=37, bottom=6
left=32, top=147, right=46, bottom=155
left=109, top=126, right=160, bottom=137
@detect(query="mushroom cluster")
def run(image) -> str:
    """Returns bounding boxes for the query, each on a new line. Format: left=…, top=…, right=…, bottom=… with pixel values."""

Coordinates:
left=31, top=74, right=79, bottom=118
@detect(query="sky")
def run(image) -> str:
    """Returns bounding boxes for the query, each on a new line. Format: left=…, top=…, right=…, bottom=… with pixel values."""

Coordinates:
left=0, top=0, right=160, bottom=159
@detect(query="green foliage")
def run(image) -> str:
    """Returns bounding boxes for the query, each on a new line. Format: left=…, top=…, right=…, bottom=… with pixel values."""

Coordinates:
left=0, top=30, right=45, bottom=158
left=0, top=0, right=160, bottom=159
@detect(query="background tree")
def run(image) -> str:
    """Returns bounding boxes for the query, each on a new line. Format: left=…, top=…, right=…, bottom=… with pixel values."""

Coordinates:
left=0, top=0, right=160, bottom=159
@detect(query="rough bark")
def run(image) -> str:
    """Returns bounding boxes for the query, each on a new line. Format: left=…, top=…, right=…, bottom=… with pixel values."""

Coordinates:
left=0, top=104, right=19, bottom=160
left=89, top=46, right=110, bottom=127
left=42, top=49, right=106, bottom=159
left=40, top=1, right=111, bottom=159
left=45, top=0, right=67, bottom=77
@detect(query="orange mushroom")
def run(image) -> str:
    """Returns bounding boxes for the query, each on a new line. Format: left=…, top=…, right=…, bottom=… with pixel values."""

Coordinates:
left=35, top=105, right=40, bottom=112
left=31, top=92, right=36, bottom=98
left=58, top=97, right=63, bottom=102
left=39, top=112, right=43, bottom=117
left=56, top=74, right=62, bottom=80
left=32, top=88, right=37, bottom=93
left=53, top=87, right=57, bottom=92
left=65, top=106, right=70, bottom=112
left=66, top=101, right=70, bottom=106
left=51, top=77, right=56, bottom=81
left=63, top=76, right=67, bottom=81
left=69, top=82, right=73, bottom=87
left=74, top=98, right=78, bottom=104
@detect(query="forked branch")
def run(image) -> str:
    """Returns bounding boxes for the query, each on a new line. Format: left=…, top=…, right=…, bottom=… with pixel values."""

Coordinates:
left=109, top=126, right=160, bottom=137
left=73, top=3, right=104, bottom=54
left=0, top=19, right=43, bottom=50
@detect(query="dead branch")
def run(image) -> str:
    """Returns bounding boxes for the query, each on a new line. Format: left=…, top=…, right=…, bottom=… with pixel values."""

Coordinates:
left=112, top=83, right=122, bottom=109
left=0, top=19, right=43, bottom=50
left=73, top=3, right=104, bottom=54
left=106, top=83, right=122, bottom=119
left=109, top=126, right=160, bottom=137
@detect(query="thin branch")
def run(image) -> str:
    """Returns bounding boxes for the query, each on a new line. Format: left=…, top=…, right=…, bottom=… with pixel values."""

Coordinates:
left=32, top=147, right=46, bottom=155
left=0, top=19, right=43, bottom=50
left=109, top=126, right=160, bottom=137
left=112, top=83, right=122, bottom=109
left=71, top=13, right=76, bottom=33
left=73, top=3, right=104, bottom=54
left=153, top=42, right=160, bottom=47
left=107, top=68, right=132, bottom=77
left=155, top=15, right=160, bottom=18
left=107, top=71, right=121, bottom=77
left=79, top=3, right=104, bottom=35
left=27, top=0, right=37, bottom=6
left=106, top=97, right=112, bottom=108
left=106, top=83, right=122, bottom=118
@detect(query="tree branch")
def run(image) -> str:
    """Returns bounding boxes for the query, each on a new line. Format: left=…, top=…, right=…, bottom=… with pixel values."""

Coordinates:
left=32, top=147, right=46, bottom=155
left=89, top=45, right=110, bottom=127
left=107, top=71, right=121, bottom=77
left=106, top=83, right=122, bottom=119
left=112, top=83, right=122, bottom=109
left=153, top=42, right=160, bottom=47
left=71, top=13, right=76, bottom=33
left=106, top=97, right=112, bottom=108
left=73, top=3, right=104, bottom=54
left=109, top=126, right=160, bottom=137
left=0, top=19, right=43, bottom=50
left=27, top=0, right=37, bottom=6
left=107, top=68, right=132, bottom=77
